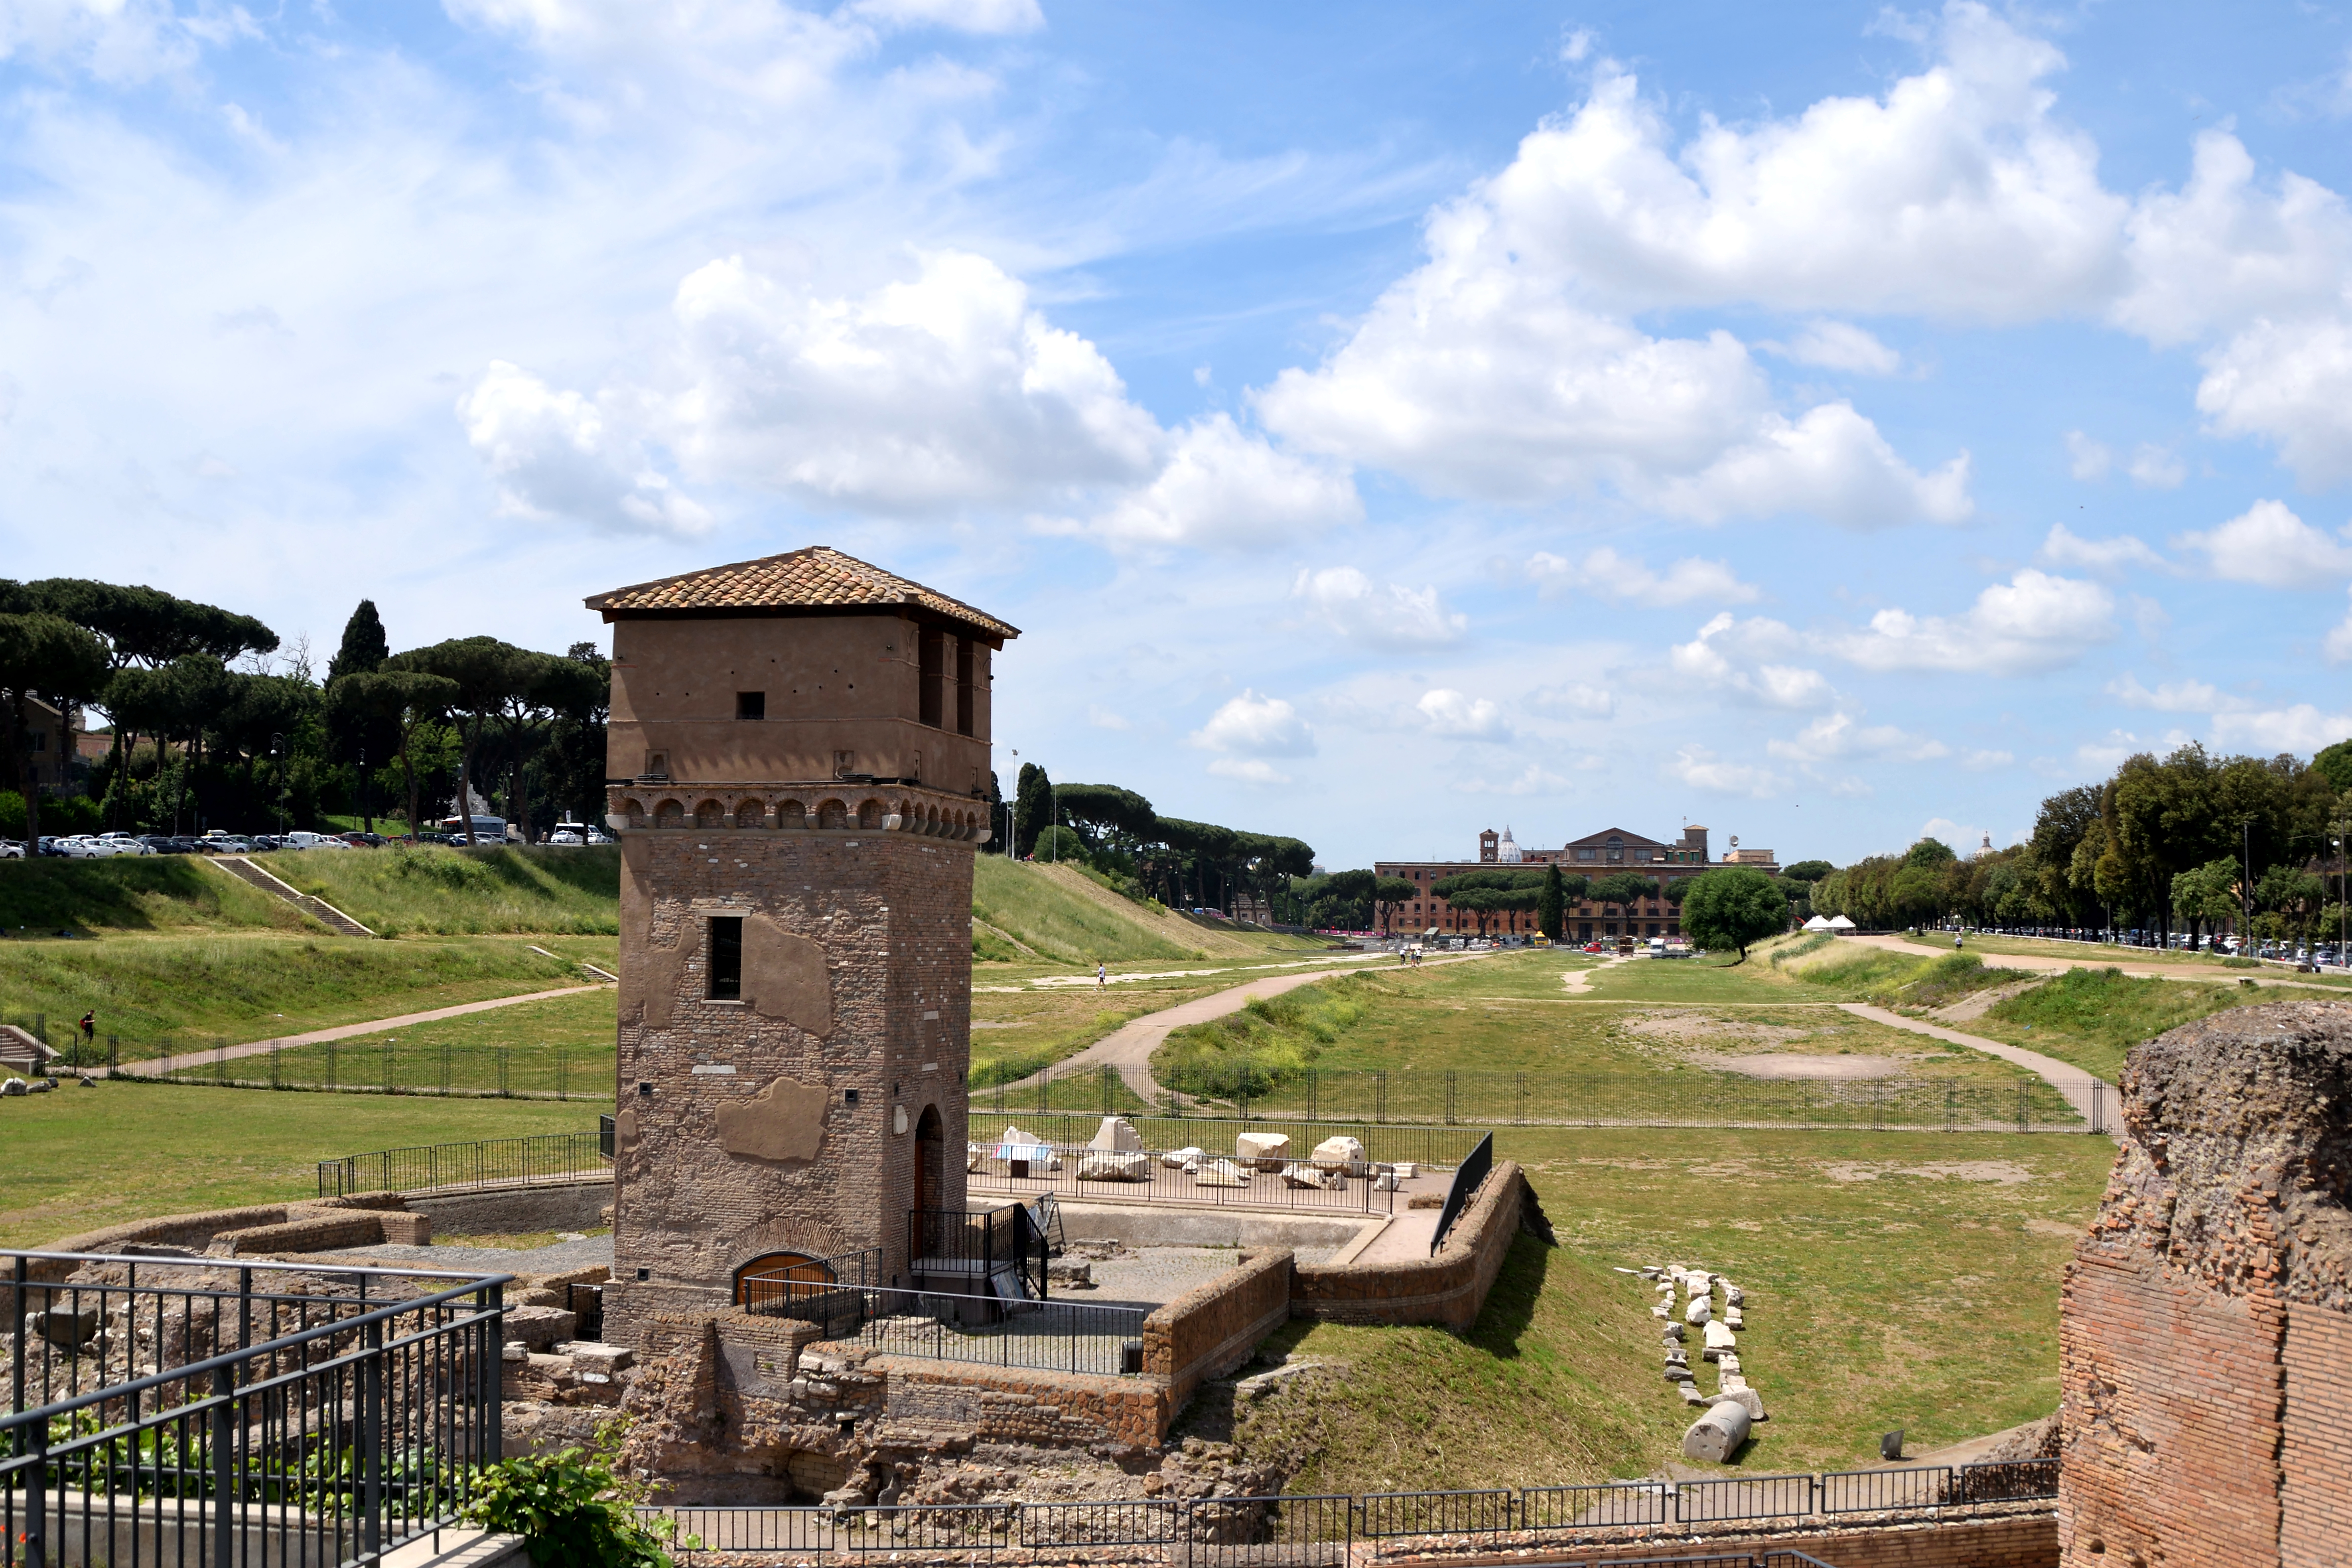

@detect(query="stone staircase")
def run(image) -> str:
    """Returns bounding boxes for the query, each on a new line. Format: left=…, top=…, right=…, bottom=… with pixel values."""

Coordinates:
left=0, top=1023, right=59, bottom=1075
left=204, top=856, right=379, bottom=938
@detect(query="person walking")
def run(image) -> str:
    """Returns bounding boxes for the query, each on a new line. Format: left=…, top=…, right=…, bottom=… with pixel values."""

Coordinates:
left=79, top=1011, right=95, bottom=1047
left=1095, top=962, right=1106, bottom=991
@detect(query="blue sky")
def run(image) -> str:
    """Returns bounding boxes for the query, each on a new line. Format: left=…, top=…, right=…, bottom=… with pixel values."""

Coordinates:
left=7, top=1, right=2352, bottom=870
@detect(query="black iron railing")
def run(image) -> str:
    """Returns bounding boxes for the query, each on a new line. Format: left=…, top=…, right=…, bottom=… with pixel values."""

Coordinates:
left=4, top=1249, right=507, bottom=1568
left=1429, top=1130, right=1492, bottom=1255
left=636, top=1470, right=2048, bottom=1560
left=317, top=1130, right=610, bottom=1198
left=968, top=1143, right=1397, bottom=1215
left=909, top=1205, right=1048, bottom=1301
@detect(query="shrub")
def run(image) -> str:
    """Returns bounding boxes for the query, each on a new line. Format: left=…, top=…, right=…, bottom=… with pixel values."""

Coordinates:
left=463, top=1435, right=678, bottom=1568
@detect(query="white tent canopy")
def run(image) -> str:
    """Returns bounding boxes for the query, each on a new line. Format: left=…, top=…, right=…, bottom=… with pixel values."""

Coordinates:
left=1826, top=915, right=1857, bottom=930
left=1802, top=915, right=1833, bottom=931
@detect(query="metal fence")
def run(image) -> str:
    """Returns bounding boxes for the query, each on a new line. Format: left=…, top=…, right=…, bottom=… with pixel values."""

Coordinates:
left=4, top=1249, right=508, bottom=1568
left=969, top=1143, right=1398, bottom=1215
left=986, top=1063, right=2096, bottom=1132
left=1428, top=1131, right=1492, bottom=1254
left=910, top=1205, right=1049, bottom=1300
left=147, top=1039, right=611, bottom=1101
left=316, top=1130, right=611, bottom=1198
left=845, top=1288, right=1147, bottom=1377
left=982, top=1112, right=1487, bottom=1170
left=637, top=1466, right=2054, bottom=1562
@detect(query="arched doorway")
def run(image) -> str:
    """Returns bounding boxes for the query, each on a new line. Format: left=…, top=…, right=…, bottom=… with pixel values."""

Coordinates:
left=732, top=1251, right=835, bottom=1306
left=913, top=1104, right=944, bottom=1218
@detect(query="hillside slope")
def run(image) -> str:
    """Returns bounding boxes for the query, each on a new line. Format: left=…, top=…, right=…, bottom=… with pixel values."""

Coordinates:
left=971, top=857, right=1332, bottom=964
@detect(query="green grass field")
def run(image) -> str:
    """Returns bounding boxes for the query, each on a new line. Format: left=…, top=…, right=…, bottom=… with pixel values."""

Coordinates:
left=1963, top=967, right=2274, bottom=1082
left=0, top=1082, right=588, bottom=1248
left=0, top=935, right=588, bottom=1058
left=0, top=856, right=318, bottom=934
left=1207, top=1122, right=2114, bottom=1491
left=269, top=846, right=623, bottom=936
left=192, top=985, right=621, bottom=1098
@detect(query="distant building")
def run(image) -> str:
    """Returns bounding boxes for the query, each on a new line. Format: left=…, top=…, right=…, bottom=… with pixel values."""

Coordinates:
left=1378, top=824, right=1781, bottom=941
left=10, top=697, right=81, bottom=794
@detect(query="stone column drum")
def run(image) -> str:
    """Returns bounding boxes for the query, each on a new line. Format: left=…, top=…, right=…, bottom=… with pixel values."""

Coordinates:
left=582, top=547, right=1019, bottom=1347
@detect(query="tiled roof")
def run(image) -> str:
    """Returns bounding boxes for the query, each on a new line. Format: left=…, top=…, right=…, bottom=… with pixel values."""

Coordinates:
left=586, top=547, right=1019, bottom=640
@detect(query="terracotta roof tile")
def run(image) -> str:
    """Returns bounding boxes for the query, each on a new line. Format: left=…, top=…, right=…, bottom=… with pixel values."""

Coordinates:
left=586, top=547, right=1019, bottom=641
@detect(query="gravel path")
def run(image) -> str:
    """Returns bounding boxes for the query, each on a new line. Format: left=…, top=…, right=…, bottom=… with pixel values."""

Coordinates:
left=117, top=984, right=609, bottom=1078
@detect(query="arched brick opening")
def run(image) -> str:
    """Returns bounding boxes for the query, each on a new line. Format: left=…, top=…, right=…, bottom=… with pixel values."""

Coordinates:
left=654, top=799, right=685, bottom=828
left=816, top=799, right=848, bottom=829
left=913, top=1104, right=944, bottom=1219
left=777, top=800, right=807, bottom=829
left=731, top=1250, right=835, bottom=1306
left=734, top=801, right=765, bottom=830
left=857, top=798, right=884, bottom=830
left=695, top=799, right=725, bottom=828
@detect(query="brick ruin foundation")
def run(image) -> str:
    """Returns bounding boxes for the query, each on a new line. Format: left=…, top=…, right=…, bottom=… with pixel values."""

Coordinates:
left=2059, top=998, right=2352, bottom=1567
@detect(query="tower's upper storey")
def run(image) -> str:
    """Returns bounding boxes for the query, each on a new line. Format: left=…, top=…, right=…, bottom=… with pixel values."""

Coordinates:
left=589, top=547, right=1019, bottom=798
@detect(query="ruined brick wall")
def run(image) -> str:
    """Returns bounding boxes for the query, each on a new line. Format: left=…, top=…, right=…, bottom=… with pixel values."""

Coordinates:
left=867, top=1357, right=1166, bottom=1452
left=1144, top=1247, right=1292, bottom=1411
left=2058, top=1000, right=2352, bottom=1568
left=605, top=821, right=974, bottom=1347
left=1384, top=1511, right=2056, bottom=1567
left=1292, top=1163, right=1532, bottom=1326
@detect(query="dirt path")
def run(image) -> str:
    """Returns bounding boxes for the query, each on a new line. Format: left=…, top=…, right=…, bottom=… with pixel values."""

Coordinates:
left=1928, top=977, right=2045, bottom=1023
left=1837, top=1002, right=2117, bottom=1138
left=1847, top=933, right=2342, bottom=993
left=115, top=984, right=609, bottom=1079
left=1000, top=951, right=1490, bottom=1103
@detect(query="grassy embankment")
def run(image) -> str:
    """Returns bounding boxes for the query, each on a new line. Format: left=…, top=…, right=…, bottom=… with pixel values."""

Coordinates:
left=0, top=1082, right=588, bottom=1248
left=1149, top=947, right=2085, bottom=1123
left=1211, top=1122, right=2114, bottom=1491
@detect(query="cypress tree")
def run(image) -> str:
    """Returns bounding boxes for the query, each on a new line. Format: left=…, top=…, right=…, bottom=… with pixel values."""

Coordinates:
left=1540, top=863, right=1565, bottom=939
left=328, top=600, right=389, bottom=684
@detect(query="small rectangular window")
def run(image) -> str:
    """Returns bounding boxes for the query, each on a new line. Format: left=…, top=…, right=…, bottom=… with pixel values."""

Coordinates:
left=955, top=637, right=975, bottom=737
left=919, top=630, right=946, bottom=728
left=737, top=691, right=765, bottom=720
left=709, top=917, right=743, bottom=1001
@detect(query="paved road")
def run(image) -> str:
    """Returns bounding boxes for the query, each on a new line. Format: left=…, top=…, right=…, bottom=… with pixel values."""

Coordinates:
left=1001, top=951, right=1490, bottom=1104
left=1838, top=1002, right=2117, bottom=1138
left=117, top=984, right=608, bottom=1078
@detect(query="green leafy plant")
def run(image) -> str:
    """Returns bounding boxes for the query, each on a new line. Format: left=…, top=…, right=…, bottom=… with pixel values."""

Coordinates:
left=463, top=1424, right=679, bottom=1568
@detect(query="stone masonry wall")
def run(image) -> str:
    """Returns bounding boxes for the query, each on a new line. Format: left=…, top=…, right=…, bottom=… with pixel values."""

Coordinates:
left=1291, top=1162, right=1533, bottom=1326
left=1377, top=1510, right=2055, bottom=1568
left=2059, top=1000, right=2352, bottom=1568
left=606, top=818, right=974, bottom=1347
left=1143, top=1246, right=1292, bottom=1414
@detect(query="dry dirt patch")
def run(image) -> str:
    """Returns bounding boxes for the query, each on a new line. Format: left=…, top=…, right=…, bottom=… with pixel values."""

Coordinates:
left=1621, top=1011, right=1820, bottom=1046
left=1694, top=1052, right=1908, bottom=1080
left=1822, top=1160, right=2036, bottom=1185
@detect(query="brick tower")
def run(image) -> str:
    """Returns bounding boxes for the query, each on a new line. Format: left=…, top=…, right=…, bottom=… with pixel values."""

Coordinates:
left=586, top=548, right=1017, bottom=1345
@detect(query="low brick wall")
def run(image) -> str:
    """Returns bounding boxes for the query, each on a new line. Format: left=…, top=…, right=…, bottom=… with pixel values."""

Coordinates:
left=211, top=1210, right=391, bottom=1256
left=1291, top=1162, right=1529, bottom=1327
left=1144, top=1246, right=1293, bottom=1413
left=1366, top=1508, right=2055, bottom=1567
left=868, top=1357, right=1167, bottom=1452
left=409, top=1178, right=611, bottom=1236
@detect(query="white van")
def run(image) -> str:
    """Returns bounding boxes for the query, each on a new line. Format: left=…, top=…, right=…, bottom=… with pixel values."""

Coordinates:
left=280, top=831, right=348, bottom=850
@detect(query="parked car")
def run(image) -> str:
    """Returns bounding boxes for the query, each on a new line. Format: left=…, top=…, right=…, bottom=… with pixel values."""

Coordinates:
left=280, top=831, right=346, bottom=850
left=0, top=840, right=22, bottom=859
left=547, top=829, right=584, bottom=845
left=90, top=832, right=152, bottom=857
left=339, top=832, right=386, bottom=847
left=55, top=836, right=103, bottom=857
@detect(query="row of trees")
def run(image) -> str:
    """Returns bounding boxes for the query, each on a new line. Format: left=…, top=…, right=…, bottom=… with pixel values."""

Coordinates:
left=1009, top=765, right=1318, bottom=918
left=0, top=578, right=610, bottom=843
left=1808, top=739, right=2352, bottom=950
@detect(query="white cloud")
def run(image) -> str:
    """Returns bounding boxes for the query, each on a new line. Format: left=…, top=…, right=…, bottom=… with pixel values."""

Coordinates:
left=1291, top=566, right=1464, bottom=649
left=1774, top=320, right=1901, bottom=375
left=1416, top=688, right=1510, bottom=740
left=2194, top=320, right=2352, bottom=487
left=1642, top=402, right=1972, bottom=526
left=2075, top=730, right=2148, bottom=772
left=663, top=250, right=1159, bottom=512
left=2326, top=590, right=2352, bottom=664
left=1527, top=547, right=1760, bottom=607
left=1455, top=763, right=1570, bottom=795
left=1831, top=570, right=2115, bottom=675
left=1961, top=749, right=2014, bottom=770
left=1451, top=9, right=2125, bottom=320
left=1093, top=415, right=1361, bottom=547
left=844, top=0, right=1043, bottom=34
left=457, top=361, right=713, bottom=536
left=0, top=0, right=209, bottom=84
left=1668, top=612, right=1834, bottom=707
left=1525, top=682, right=1615, bottom=719
left=1206, top=757, right=1292, bottom=785
left=2065, top=430, right=2111, bottom=481
left=2106, top=674, right=2251, bottom=713
left=2212, top=704, right=2352, bottom=755
left=2037, top=523, right=2168, bottom=577
left=1918, top=818, right=1990, bottom=854
left=1767, top=710, right=1950, bottom=764
left=1191, top=690, right=1315, bottom=758
left=1668, top=745, right=1781, bottom=799
left=2127, top=443, right=2186, bottom=488
left=481, top=251, right=1357, bottom=546
left=2173, top=499, right=2352, bottom=589
left=1085, top=705, right=1131, bottom=730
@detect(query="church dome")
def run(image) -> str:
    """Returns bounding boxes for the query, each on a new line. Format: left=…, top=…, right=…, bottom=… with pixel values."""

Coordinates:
left=1498, top=826, right=1522, bottom=864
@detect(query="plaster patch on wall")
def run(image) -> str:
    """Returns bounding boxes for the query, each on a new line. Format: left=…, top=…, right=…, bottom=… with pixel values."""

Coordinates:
left=716, top=1076, right=830, bottom=1163
left=746, top=917, right=834, bottom=1037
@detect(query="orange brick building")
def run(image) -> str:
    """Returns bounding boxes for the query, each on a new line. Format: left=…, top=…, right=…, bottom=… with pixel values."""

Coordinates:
left=1376, top=824, right=1778, bottom=941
